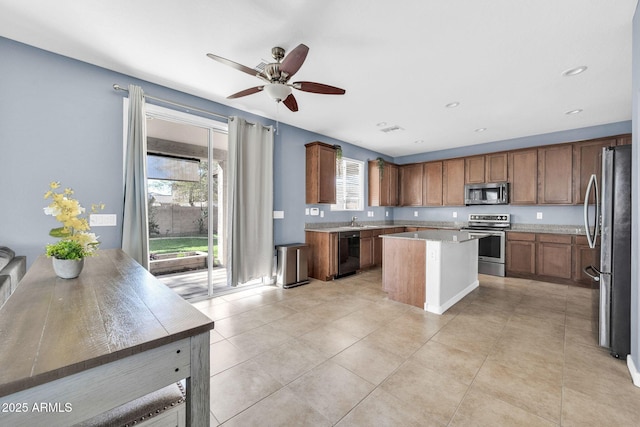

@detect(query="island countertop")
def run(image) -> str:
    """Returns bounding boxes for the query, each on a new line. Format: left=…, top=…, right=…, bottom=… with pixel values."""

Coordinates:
left=381, top=229, right=479, bottom=243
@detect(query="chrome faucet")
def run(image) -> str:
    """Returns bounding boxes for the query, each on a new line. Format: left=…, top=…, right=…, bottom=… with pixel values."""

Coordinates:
left=351, top=216, right=358, bottom=227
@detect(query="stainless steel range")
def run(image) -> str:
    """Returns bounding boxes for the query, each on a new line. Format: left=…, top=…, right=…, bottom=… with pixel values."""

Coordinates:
left=462, top=214, right=511, bottom=277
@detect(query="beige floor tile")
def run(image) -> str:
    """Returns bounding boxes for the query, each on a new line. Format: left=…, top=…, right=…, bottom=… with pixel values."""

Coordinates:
left=332, top=339, right=405, bottom=385
left=431, top=315, right=504, bottom=355
left=212, top=310, right=266, bottom=339
left=410, top=340, right=486, bottom=385
left=328, top=308, right=386, bottom=338
left=562, top=387, right=640, bottom=427
left=513, top=303, right=567, bottom=325
left=299, top=324, right=360, bottom=358
left=222, top=387, right=331, bottom=427
left=506, top=312, right=566, bottom=339
left=209, top=359, right=282, bottom=423
left=248, top=301, right=297, bottom=323
left=209, top=329, right=225, bottom=344
left=253, top=338, right=326, bottom=385
left=473, top=359, right=562, bottom=422
left=565, top=325, right=600, bottom=348
left=197, top=300, right=251, bottom=321
left=519, top=294, right=567, bottom=313
left=456, top=300, right=513, bottom=325
left=362, top=326, right=426, bottom=359
left=287, top=360, right=375, bottom=423
left=227, top=324, right=292, bottom=358
left=267, top=310, right=326, bottom=337
left=450, top=387, right=557, bottom=427
left=209, top=339, right=252, bottom=375
left=380, top=359, right=469, bottom=425
left=336, top=388, right=432, bottom=427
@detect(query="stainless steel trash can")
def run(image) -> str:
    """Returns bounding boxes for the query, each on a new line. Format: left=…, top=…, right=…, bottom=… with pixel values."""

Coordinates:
left=276, top=243, right=309, bottom=288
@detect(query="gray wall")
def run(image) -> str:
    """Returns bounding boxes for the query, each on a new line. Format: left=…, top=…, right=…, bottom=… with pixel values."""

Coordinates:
left=0, top=36, right=633, bottom=278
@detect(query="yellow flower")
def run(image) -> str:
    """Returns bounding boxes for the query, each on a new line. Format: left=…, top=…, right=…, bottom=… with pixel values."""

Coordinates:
left=44, top=181, right=105, bottom=257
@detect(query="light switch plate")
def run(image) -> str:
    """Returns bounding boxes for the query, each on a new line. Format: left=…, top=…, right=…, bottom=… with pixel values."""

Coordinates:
left=273, top=210, right=284, bottom=219
left=90, top=214, right=117, bottom=226
left=536, top=212, right=543, bottom=220
left=414, top=211, right=418, bottom=217
left=320, top=211, right=324, bottom=218
left=452, top=211, right=458, bottom=218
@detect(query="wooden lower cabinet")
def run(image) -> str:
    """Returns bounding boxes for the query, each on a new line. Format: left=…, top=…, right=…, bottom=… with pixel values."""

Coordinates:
left=373, top=230, right=384, bottom=266
left=360, top=230, right=374, bottom=269
left=536, top=234, right=572, bottom=279
left=506, top=231, right=599, bottom=287
left=305, top=231, right=338, bottom=281
left=506, top=232, right=536, bottom=275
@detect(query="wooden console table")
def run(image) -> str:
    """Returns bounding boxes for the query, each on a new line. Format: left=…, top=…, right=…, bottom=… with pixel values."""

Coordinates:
left=0, top=249, right=214, bottom=426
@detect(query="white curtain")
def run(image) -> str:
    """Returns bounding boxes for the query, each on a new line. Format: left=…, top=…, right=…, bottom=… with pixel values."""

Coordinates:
left=227, top=117, right=274, bottom=286
left=122, top=85, right=149, bottom=269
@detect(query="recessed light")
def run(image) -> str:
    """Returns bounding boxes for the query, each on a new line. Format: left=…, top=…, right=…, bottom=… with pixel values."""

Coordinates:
left=565, top=109, right=583, bottom=115
left=414, top=139, right=424, bottom=144
left=475, top=128, right=487, bottom=133
left=445, top=102, right=460, bottom=108
left=562, top=66, right=587, bottom=77
left=376, top=122, right=387, bottom=127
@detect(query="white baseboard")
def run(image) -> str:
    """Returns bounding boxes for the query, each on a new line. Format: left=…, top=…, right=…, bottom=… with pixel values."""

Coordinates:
left=424, top=280, right=479, bottom=315
left=627, top=355, right=640, bottom=387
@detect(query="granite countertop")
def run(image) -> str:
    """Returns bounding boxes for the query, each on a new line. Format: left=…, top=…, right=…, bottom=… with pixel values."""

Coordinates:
left=305, top=222, right=587, bottom=235
left=381, top=229, right=479, bottom=243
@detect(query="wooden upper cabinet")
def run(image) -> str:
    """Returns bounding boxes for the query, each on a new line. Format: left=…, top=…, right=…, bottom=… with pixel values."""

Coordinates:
left=305, top=142, right=336, bottom=204
left=443, top=158, right=465, bottom=206
left=573, top=138, right=616, bottom=204
left=368, top=161, right=399, bottom=206
left=538, top=144, right=573, bottom=204
left=508, top=149, right=537, bottom=205
left=423, top=161, right=443, bottom=206
left=399, top=163, right=424, bottom=206
left=617, top=134, right=632, bottom=145
left=465, top=156, right=485, bottom=184
left=485, top=152, right=508, bottom=182
left=465, top=153, right=507, bottom=184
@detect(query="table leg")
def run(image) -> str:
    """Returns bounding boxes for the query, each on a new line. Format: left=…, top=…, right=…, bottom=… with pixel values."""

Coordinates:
left=186, top=331, right=210, bottom=426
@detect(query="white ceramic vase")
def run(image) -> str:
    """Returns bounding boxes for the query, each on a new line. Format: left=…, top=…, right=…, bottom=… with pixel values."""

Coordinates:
left=52, top=257, right=84, bottom=279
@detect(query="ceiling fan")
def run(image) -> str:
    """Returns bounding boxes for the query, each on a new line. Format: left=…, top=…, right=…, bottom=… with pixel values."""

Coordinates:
left=206, top=44, right=345, bottom=112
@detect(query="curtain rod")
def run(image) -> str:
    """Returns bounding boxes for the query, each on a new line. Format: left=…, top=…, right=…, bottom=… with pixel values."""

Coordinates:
left=113, top=84, right=229, bottom=121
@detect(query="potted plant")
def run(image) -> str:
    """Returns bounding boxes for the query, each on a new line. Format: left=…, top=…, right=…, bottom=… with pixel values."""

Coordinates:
left=377, top=157, right=385, bottom=178
left=334, top=144, right=343, bottom=161
left=43, top=181, right=104, bottom=279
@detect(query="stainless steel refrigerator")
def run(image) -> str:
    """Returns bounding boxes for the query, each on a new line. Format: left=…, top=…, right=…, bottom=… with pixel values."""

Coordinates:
left=583, top=144, right=631, bottom=358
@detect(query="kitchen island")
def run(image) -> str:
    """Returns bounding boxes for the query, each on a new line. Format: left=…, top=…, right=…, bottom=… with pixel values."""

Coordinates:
left=381, top=230, right=479, bottom=314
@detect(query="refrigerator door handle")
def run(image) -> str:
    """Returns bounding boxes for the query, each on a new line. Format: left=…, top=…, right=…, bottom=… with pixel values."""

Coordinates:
left=583, top=265, right=601, bottom=281
left=583, top=174, right=600, bottom=249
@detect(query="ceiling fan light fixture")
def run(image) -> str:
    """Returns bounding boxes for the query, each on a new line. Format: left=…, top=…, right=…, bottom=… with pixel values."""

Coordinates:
left=264, top=83, right=292, bottom=101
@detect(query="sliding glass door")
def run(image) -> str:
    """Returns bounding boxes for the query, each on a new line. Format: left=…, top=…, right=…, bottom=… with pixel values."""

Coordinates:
left=144, top=104, right=228, bottom=299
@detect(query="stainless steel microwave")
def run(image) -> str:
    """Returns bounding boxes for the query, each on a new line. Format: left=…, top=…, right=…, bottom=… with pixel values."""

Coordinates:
left=464, top=182, right=509, bottom=205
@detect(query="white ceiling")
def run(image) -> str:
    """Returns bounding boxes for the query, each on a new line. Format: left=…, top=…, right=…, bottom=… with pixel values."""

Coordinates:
left=0, top=0, right=636, bottom=157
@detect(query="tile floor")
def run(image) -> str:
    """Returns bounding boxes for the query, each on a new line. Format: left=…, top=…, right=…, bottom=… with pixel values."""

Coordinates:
left=192, top=269, right=640, bottom=426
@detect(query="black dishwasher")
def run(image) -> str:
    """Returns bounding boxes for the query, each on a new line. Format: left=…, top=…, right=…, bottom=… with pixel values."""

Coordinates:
left=337, top=231, right=360, bottom=278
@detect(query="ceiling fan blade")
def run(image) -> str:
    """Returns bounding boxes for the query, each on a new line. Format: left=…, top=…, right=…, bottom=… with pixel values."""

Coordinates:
left=293, top=81, right=346, bottom=95
left=280, top=44, right=309, bottom=79
left=283, top=94, right=299, bottom=112
left=227, top=86, right=264, bottom=99
left=207, top=53, right=260, bottom=77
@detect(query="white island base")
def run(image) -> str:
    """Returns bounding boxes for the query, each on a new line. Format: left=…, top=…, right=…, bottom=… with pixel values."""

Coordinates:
left=382, top=230, right=479, bottom=314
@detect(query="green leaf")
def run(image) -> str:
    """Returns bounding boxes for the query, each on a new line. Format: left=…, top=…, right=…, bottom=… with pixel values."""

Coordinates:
left=49, top=227, right=70, bottom=238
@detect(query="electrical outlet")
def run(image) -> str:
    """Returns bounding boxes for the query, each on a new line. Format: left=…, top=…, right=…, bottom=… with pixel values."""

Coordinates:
left=273, top=211, right=284, bottom=219
left=414, top=211, right=418, bottom=217
left=320, top=211, right=324, bottom=218
left=536, top=212, right=543, bottom=220
left=452, top=211, right=458, bottom=218
left=305, top=208, right=309, bottom=215
left=385, top=211, right=389, bottom=217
